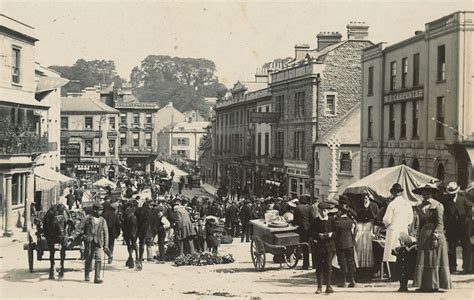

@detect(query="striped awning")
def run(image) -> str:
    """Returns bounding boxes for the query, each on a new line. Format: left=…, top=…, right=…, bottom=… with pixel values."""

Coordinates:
left=34, top=166, right=75, bottom=191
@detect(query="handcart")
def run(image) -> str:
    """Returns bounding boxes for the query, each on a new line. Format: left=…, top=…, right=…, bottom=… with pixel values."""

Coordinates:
left=249, top=219, right=308, bottom=271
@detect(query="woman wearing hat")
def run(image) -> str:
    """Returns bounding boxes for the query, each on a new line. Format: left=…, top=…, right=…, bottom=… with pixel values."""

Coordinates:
left=412, top=183, right=451, bottom=292
left=355, top=192, right=379, bottom=272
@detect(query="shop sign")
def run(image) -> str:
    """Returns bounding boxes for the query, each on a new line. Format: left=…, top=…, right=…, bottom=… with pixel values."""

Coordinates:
left=384, top=87, right=423, bottom=103
left=61, top=143, right=81, bottom=156
left=63, top=130, right=100, bottom=139
left=107, top=131, right=118, bottom=138
left=250, top=112, right=280, bottom=123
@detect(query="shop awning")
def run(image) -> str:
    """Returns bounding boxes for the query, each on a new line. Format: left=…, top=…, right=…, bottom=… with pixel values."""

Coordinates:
left=35, top=166, right=74, bottom=182
left=35, top=77, right=69, bottom=100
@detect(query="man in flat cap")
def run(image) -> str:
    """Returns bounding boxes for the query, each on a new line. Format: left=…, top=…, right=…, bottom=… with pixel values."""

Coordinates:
left=312, top=202, right=336, bottom=294
left=68, top=202, right=109, bottom=284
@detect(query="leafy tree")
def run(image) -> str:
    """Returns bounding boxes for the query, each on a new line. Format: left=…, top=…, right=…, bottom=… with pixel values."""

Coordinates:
left=130, top=55, right=226, bottom=119
left=49, top=59, right=125, bottom=96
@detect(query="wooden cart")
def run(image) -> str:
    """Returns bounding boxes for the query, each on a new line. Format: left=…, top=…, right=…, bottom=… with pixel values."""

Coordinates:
left=24, top=210, right=84, bottom=273
left=249, top=219, right=308, bottom=271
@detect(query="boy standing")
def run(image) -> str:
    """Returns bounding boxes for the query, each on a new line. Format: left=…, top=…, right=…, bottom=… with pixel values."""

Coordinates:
left=334, top=196, right=356, bottom=288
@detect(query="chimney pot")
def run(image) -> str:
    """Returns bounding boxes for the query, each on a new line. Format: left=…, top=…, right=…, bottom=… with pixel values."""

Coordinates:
left=346, top=21, right=369, bottom=40
left=317, top=32, right=343, bottom=50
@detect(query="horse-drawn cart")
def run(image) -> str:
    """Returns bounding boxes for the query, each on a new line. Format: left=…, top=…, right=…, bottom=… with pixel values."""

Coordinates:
left=24, top=209, right=84, bottom=273
left=249, top=219, right=307, bottom=271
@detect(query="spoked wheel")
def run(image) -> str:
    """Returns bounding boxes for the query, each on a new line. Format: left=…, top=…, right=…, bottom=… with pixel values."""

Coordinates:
left=285, top=247, right=299, bottom=269
left=250, top=238, right=266, bottom=271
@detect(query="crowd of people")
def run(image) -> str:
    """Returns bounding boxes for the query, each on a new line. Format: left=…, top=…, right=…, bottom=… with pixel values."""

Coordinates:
left=53, top=167, right=472, bottom=293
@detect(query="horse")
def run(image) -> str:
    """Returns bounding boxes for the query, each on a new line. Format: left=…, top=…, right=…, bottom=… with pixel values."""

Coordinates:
left=41, top=203, right=77, bottom=279
left=121, top=200, right=140, bottom=270
left=121, top=200, right=157, bottom=270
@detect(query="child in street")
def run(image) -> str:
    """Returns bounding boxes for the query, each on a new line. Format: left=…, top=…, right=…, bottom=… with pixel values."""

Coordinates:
left=392, top=232, right=417, bottom=292
left=195, top=218, right=206, bottom=252
left=205, top=217, right=219, bottom=254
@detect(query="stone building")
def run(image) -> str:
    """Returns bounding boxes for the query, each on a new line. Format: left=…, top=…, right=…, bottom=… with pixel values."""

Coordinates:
left=270, top=23, right=372, bottom=199
left=360, top=11, right=474, bottom=187
left=157, top=120, right=210, bottom=162
left=100, top=84, right=160, bottom=172
left=213, top=74, right=270, bottom=196
left=60, top=97, right=120, bottom=184
left=0, top=15, right=68, bottom=236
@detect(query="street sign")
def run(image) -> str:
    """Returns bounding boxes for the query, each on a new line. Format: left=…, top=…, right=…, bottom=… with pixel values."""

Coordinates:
left=250, top=112, right=280, bottom=123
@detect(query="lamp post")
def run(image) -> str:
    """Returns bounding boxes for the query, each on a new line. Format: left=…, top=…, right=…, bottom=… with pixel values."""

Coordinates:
left=98, top=115, right=107, bottom=177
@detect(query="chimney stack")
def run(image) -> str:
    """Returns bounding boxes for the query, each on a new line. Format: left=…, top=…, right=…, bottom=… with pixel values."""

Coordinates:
left=317, top=32, right=342, bottom=50
left=255, top=68, right=269, bottom=83
left=294, top=44, right=310, bottom=60
left=346, top=22, right=369, bottom=40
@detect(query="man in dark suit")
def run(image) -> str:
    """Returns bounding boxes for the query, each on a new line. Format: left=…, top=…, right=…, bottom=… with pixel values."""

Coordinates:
left=312, top=202, right=337, bottom=294
left=239, top=200, right=252, bottom=242
left=443, top=182, right=473, bottom=274
left=293, top=196, right=312, bottom=270
left=225, top=201, right=239, bottom=237
left=334, top=195, right=356, bottom=288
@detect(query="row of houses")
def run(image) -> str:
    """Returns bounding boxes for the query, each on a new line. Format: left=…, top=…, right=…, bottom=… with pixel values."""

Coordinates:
left=0, top=14, right=212, bottom=236
left=199, top=11, right=474, bottom=201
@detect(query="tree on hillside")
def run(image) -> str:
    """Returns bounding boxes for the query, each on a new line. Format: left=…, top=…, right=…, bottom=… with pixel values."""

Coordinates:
left=49, top=59, right=125, bottom=96
left=130, top=55, right=226, bottom=119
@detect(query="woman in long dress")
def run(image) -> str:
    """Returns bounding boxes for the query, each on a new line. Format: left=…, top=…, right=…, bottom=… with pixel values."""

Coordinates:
left=355, top=193, right=379, bottom=270
left=412, top=183, right=451, bottom=292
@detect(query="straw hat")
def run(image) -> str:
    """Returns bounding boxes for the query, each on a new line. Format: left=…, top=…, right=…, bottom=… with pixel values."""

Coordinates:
left=446, top=182, right=460, bottom=194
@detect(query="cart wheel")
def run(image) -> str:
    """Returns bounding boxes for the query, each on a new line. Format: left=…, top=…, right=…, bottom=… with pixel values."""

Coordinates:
left=28, top=242, right=34, bottom=273
left=250, top=238, right=265, bottom=271
left=285, top=248, right=299, bottom=269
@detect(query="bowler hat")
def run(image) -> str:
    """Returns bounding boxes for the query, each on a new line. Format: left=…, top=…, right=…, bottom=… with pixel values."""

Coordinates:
left=338, top=195, right=350, bottom=206
left=446, top=182, right=460, bottom=194
left=319, top=202, right=335, bottom=210
left=412, top=182, right=439, bottom=195
left=390, top=183, right=404, bottom=194
left=92, top=202, right=103, bottom=210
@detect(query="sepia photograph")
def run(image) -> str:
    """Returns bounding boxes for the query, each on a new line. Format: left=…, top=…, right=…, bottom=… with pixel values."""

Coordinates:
left=0, top=0, right=473, bottom=299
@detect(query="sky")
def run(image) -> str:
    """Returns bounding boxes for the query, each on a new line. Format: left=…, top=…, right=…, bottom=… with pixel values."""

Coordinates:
left=2, top=0, right=472, bottom=87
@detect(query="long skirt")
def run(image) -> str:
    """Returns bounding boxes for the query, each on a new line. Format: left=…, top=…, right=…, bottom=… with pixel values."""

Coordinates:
left=413, top=224, right=451, bottom=290
left=355, top=222, right=374, bottom=268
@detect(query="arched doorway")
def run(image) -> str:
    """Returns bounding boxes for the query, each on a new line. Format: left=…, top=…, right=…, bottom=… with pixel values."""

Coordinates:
left=401, top=160, right=407, bottom=165
left=436, top=163, right=445, bottom=181
left=368, top=158, right=373, bottom=175
left=412, top=158, right=420, bottom=171
left=388, top=156, right=395, bottom=167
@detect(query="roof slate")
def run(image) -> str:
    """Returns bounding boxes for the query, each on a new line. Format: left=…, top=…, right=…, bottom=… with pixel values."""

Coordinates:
left=61, top=97, right=119, bottom=114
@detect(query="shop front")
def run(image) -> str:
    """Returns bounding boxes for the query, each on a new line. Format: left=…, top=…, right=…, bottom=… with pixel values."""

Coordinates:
left=286, top=164, right=310, bottom=199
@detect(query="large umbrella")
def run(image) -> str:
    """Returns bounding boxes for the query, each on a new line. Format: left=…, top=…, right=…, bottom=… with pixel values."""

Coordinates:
left=93, top=178, right=117, bottom=189
left=343, top=164, right=439, bottom=204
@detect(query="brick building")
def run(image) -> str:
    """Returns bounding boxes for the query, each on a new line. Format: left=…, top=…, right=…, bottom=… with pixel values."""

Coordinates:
left=360, top=11, right=474, bottom=187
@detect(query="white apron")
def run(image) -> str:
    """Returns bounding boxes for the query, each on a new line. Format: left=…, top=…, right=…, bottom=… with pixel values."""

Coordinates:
left=382, top=196, right=413, bottom=262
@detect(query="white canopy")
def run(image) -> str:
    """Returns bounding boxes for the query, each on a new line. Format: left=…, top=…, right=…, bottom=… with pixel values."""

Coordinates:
left=343, top=164, right=439, bottom=204
left=93, top=178, right=117, bottom=189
